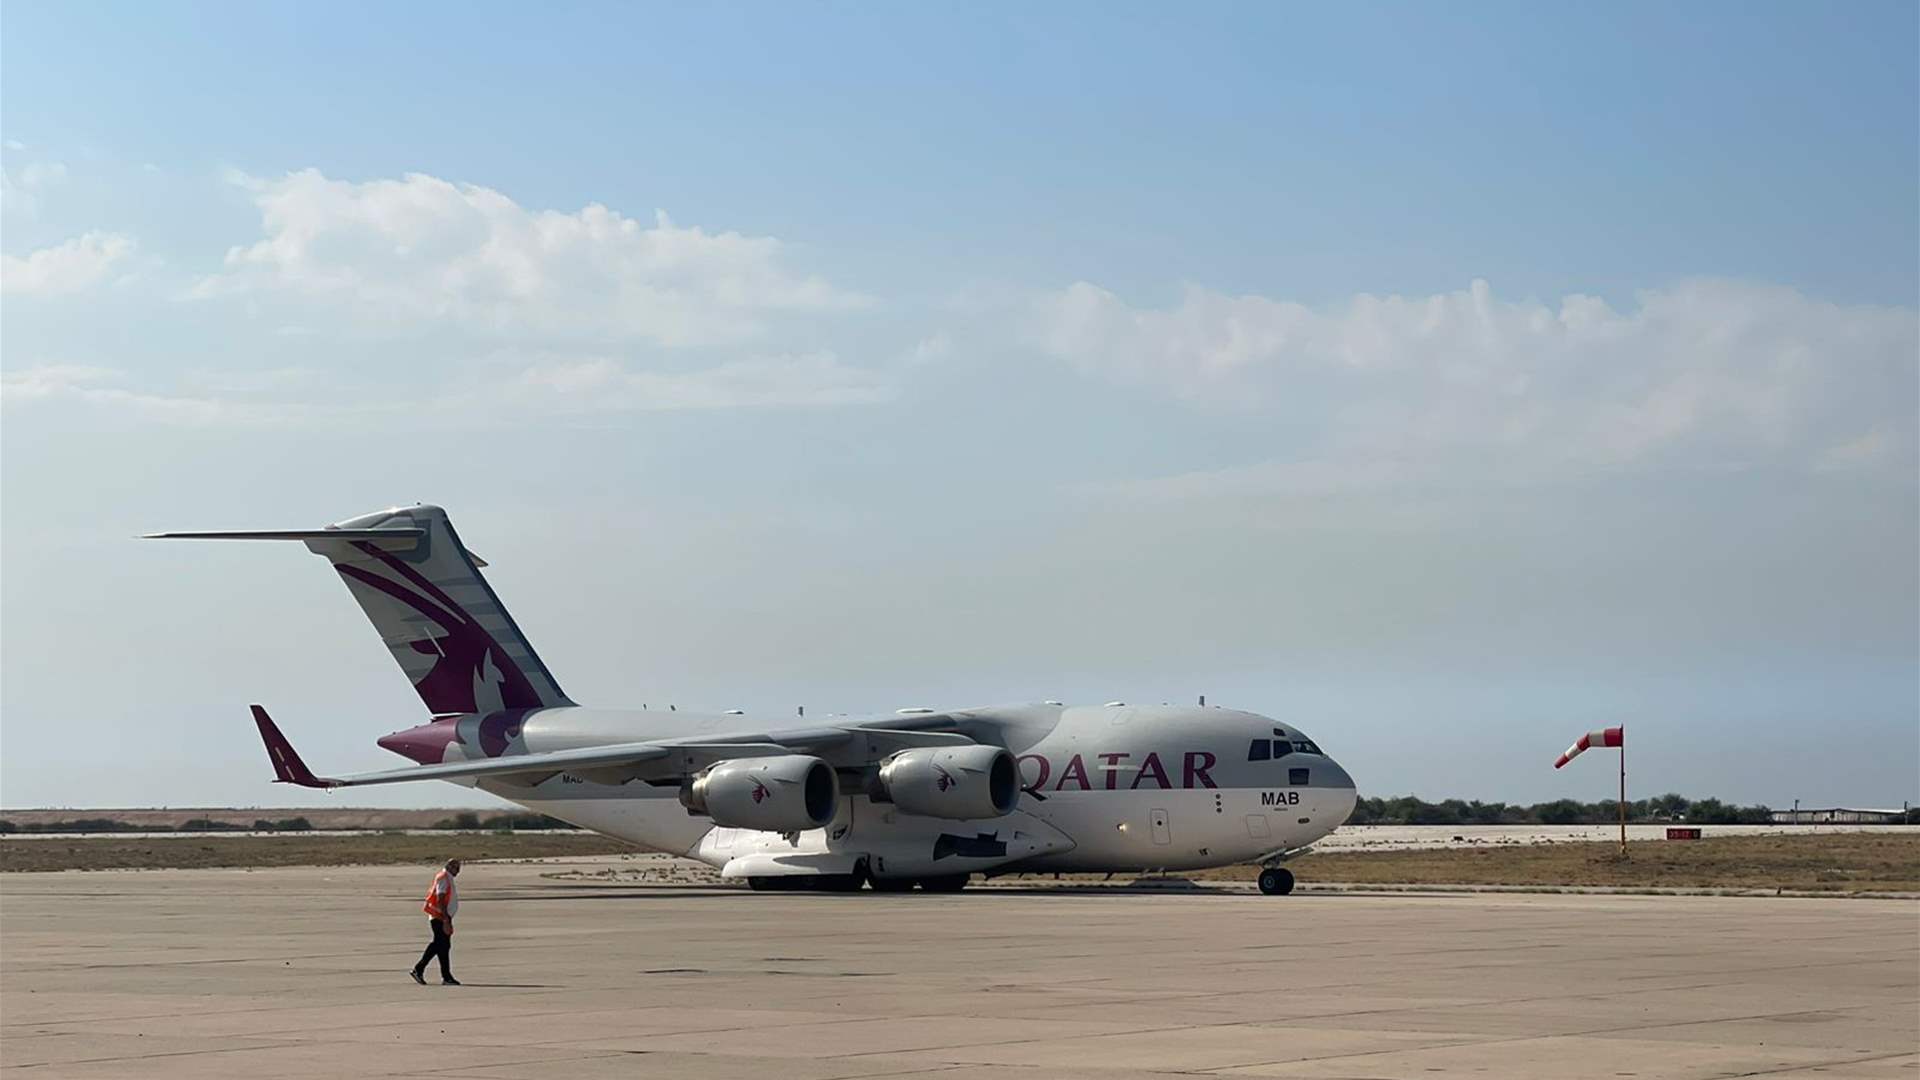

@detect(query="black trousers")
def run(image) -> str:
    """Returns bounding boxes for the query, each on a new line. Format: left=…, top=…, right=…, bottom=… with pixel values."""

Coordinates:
left=414, top=918, right=453, bottom=979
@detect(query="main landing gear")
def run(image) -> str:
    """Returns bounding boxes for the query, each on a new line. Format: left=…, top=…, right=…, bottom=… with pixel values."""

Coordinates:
left=744, top=870, right=971, bottom=893
left=746, top=873, right=861, bottom=892
left=860, top=873, right=970, bottom=893
left=1257, top=867, right=1295, bottom=896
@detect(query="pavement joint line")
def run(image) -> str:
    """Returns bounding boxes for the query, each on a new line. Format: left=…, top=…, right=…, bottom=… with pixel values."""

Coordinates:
left=3, top=1037, right=310, bottom=1070
left=1206, top=998, right=1920, bottom=1073
left=1717, top=1049, right=1920, bottom=1078
left=822, top=1019, right=1467, bottom=1063
left=0, top=996, right=555, bottom=1031
left=1598, top=954, right=1920, bottom=982
left=19, top=1003, right=627, bottom=1041
left=837, top=985, right=1908, bottom=1067
left=309, top=1012, right=960, bottom=1047
left=409, top=1050, right=641, bottom=1076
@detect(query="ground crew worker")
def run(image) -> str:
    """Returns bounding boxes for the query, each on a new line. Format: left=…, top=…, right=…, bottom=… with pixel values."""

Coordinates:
left=410, top=858, right=461, bottom=985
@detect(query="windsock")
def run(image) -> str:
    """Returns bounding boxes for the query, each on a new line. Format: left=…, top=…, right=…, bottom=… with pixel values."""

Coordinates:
left=1554, top=726, right=1623, bottom=769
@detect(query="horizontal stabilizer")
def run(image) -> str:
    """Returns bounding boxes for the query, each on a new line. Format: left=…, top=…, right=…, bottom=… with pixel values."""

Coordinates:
left=146, top=528, right=425, bottom=547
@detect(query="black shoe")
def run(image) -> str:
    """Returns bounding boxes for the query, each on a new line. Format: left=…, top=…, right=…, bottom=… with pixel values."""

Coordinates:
left=409, top=969, right=426, bottom=985
left=441, top=976, right=461, bottom=986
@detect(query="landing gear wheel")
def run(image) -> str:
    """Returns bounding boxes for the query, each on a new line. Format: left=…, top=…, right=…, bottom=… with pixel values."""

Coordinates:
left=747, top=877, right=777, bottom=892
left=1257, top=867, right=1295, bottom=896
left=917, top=874, right=969, bottom=893
left=869, top=877, right=915, bottom=893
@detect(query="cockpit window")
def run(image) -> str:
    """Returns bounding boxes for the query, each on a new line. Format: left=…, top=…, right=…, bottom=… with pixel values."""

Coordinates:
left=1292, top=739, right=1322, bottom=755
left=1249, top=737, right=1294, bottom=761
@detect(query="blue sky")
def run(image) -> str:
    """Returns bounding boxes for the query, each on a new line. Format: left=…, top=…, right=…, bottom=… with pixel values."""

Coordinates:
left=2, top=3, right=1915, bottom=810
left=7, top=3, right=1916, bottom=303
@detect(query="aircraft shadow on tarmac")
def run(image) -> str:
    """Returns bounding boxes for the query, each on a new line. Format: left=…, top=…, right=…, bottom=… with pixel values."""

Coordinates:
left=481, top=877, right=1234, bottom=902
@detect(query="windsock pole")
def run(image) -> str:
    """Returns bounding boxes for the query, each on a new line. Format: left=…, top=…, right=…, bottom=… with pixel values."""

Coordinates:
left=1554, top=724, right=1627, bottom=856
left=1618, top=734, right=1626, bottom=856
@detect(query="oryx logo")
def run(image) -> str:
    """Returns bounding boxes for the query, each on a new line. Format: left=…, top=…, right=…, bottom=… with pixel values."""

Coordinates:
left=750, top=779, right=771, bottom=804
left=338, top=541, right=543, bottom=722
left=934, top=764, right=956, bottom=792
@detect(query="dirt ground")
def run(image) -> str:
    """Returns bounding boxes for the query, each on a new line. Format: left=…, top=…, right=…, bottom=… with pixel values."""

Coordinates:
left=1257, top=831, right=1920, bottom=892
left=4, top=829, right=1915, bottom=891
left=0, top=831, right=634, bottom=872
left=0, top=806, right=471, bottom=830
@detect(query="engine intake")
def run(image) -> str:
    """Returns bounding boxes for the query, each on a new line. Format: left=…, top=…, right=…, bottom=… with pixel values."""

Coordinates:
left=680, top=755, right=838, bottom=832
left=873, top=745, right=1019, bottom=820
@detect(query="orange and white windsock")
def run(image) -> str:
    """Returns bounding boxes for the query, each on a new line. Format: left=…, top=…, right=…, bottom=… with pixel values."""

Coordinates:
left=1554, top=726, right=1623, bottom=769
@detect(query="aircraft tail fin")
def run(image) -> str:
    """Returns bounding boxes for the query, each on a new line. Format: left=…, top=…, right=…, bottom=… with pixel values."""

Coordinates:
left=151, top=505, right=572, bottom=716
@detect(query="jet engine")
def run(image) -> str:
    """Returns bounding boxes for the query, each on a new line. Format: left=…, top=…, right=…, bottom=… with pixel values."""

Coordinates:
left=872, top=745, right=1019, bottom=820
left=680, top=755, right=839, bottom=832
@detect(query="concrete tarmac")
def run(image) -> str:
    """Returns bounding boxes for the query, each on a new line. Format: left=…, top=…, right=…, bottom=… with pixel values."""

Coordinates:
left=2, top=860, right=1915, bottom=1079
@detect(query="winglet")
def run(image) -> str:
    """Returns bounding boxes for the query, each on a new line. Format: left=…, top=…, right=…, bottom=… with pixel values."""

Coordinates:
left=250, top=705, right=341, bottom=788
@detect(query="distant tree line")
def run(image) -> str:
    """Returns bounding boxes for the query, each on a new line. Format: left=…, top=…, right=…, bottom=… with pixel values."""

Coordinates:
left=1346, top=793, right=1798, bottom=826
left=430, top=811, right=574, bottom=831
left=0, top=817, right=315, bottom=834
left=0, top=813, right=576, bottom=834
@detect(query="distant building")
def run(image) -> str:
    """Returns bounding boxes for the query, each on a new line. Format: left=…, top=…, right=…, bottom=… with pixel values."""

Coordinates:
left=1769, top=807, right=1907, bottom=825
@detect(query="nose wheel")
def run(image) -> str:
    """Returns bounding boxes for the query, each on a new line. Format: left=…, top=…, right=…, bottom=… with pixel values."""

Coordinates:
left=1257, top=867, right=1295, bottom=896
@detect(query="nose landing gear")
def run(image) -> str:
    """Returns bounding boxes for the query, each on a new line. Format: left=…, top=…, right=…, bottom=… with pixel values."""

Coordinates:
left=1257, top=866, right=1295, bottom=896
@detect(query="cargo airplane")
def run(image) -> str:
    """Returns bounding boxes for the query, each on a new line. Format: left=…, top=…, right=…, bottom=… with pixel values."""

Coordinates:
left=150, top=505, right=1357, bottom=895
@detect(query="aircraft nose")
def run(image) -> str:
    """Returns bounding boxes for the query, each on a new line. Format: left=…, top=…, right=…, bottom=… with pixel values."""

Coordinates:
left=1320, top=757, right=1358, bottom=822
left=1318, top=757, right=1356, bottom=790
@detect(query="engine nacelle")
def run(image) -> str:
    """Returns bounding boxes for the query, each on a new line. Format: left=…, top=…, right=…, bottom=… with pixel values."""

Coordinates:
left=873, top=745, right=1019, bottom=820
left=680, top=755, right=839, bottom=832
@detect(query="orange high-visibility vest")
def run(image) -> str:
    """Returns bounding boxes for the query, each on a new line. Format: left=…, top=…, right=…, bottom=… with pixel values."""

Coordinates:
left=422, top=869, right=457, bottom=919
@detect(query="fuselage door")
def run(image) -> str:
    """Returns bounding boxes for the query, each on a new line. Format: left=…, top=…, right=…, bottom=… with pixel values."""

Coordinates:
left=1150, top=807, right=1171, bottom=845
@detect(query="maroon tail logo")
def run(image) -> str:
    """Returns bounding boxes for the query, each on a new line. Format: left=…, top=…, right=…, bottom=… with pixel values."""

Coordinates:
left=750, top=779, right=771, bottom=804
left=934, top=764, right=955, bottom=792
left=337, top=542, right=542, bottom=718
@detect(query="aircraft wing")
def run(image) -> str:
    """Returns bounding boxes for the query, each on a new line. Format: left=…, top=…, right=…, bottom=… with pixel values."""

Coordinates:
left=251, top=706, right=672, bottom=788
left=249, top=706, right=977, bottom=789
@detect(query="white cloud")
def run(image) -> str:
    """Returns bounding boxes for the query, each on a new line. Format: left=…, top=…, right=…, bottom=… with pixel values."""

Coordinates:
left=1813, top=427, right=1895, bottom=471
left=903, top=334, right=953, bottom=366
left=193, top=169, right=870, bottom=346
left=1080, top=458, right=1426, bottom=502
left=17, top=161, right=67, bottom=188
left=475, top=352, right=894, bottom=413
left=0, top=158, right=67, bottom=217
left=0, top=232, right=135, bottom=295
left=2, top=350, right=891, bottom=429
left=0, top=364, right=330, bottom=427
left=0, top=364, right=120, bottom=399
left=1039, top=278, right=1918, bottom=486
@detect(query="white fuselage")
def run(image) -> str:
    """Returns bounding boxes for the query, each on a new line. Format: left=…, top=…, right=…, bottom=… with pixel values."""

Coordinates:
left=449, top=703, right=1357, bottom=877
